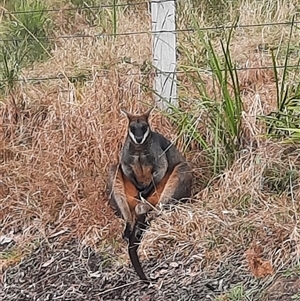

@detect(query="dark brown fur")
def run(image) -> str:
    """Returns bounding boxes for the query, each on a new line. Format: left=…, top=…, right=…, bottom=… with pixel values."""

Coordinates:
left=129, top=163, right=152, bottom=187
left=107, top=108, right=193, bottom=282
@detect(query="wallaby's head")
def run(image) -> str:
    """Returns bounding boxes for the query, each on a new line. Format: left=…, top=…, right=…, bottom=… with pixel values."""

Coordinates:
left=121, top=107, right=153, bottom=145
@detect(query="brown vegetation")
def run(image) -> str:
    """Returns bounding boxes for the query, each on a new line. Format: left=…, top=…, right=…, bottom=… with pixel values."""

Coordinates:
left=1, top=0, right=300, bottom=299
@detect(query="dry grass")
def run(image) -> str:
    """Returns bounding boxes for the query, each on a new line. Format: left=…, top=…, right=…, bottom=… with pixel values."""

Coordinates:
left=141, top=142, right=300, bottom=265
left=1, top=0, right=300, bottom=293
left=0, top=3, right=166, bottom=260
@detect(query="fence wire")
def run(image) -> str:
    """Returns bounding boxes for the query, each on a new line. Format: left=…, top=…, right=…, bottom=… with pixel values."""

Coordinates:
left=1, top=20, right=300, bottom=43
left=0, top=1, right=299, bottom=84
left=2, top=64, right=300, bottom=84
left=0, top=0, right=177, bottom=15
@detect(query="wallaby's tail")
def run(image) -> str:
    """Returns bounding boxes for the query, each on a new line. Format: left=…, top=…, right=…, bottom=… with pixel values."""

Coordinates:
left=128, top=213, right=150, bottom=283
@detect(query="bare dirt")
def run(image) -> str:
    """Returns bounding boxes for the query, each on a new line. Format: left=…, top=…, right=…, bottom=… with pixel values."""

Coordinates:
left=1, top=235, right=299, bottom=301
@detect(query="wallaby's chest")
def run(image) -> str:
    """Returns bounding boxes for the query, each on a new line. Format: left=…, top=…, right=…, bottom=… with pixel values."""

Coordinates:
left=130, top=154, right=153, bottom=186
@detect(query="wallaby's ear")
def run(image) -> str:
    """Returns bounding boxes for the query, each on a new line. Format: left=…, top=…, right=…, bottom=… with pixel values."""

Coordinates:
left=144, top=107, right=154, bottom=119
left=120, top=108, right=135, bottom=120
left=120, top=107, right=153, bottom=121
left=120, top=108, right=128, bottom=117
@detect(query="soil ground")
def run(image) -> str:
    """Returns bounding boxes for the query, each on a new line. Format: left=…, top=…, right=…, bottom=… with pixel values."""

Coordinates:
left=1, top=235, right=299, bottom=301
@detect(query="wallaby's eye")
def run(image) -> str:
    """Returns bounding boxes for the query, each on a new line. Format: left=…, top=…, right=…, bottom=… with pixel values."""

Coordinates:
left=130, top=126, right=136, bottom=134
left=141, top=125, right=147, bottom=132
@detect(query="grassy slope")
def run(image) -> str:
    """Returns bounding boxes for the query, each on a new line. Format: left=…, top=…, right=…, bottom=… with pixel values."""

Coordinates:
left=1, top=0, right=300, bottom=299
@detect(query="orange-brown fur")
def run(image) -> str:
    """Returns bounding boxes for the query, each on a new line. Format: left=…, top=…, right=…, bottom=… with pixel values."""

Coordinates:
left=108, top=108, right=193, bottom=234
left=114, top=165, right=170, bottom=211
left=107, top=108, right=193, bottom=282
left=129, top=163, right=152, bottom=187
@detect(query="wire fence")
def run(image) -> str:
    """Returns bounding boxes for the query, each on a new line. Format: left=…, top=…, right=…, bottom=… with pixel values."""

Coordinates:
left=0, top=0, right=299, bottom=85
left=2, top=20, right=300, bottom=43
left=1, top=1, right=148, bottom=15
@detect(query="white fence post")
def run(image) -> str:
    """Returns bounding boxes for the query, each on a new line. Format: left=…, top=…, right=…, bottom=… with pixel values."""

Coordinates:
left=151, top=0, right=177, bottom=110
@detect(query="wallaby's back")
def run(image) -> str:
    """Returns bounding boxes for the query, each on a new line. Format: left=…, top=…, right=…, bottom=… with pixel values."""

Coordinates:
left=151, top=131, right=186, bottom=172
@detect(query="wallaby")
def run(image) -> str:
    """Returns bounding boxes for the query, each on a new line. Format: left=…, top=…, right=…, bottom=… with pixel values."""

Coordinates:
left=107, top=107, right=193, bottom=282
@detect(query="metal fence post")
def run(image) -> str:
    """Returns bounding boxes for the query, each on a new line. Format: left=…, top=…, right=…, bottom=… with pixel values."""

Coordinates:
left=151, top=0, right=177, bottom=110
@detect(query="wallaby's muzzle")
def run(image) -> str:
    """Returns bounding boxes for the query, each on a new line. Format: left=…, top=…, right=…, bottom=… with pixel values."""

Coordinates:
left=135, top=136, right=143, bottom=144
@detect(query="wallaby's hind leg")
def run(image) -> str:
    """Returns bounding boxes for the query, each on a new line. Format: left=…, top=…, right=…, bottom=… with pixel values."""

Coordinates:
left=145, top=174, right=170, bottom=207
left=108, top=164, right=139, bottom=236
left=141, top=162, right=192, bottom=214
left=157, top=161, right=193, bottom=208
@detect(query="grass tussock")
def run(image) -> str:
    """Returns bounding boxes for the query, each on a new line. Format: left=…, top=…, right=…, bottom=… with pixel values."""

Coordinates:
left=143, top=142, right=300, bottom=257
left=141, top=143, right=300, bottom=297
left=0, top=0, right=300, bottom=296
left=0, top=73, right=154, bottom=243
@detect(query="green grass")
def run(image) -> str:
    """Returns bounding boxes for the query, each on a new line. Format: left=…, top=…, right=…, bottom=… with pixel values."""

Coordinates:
left=177, top=0, right=240, bottom=28
left=0, top=0, right=52, bottom=93
left=174, top=18, right=243, bottom=174
left=227, top=284, right=246, bottom=301
left=260, top=18, right=300, bottom=143
left=284, top=264, right=300, bottom=277
left=0, top=44, right=26, bottom=93
left=215, top=284, right=246, bottom=301
left=292, top=294, right=300, bottom=300
left=66, top=0, right=121, bottom=33
left=170, top=4, right=300, bottom=175
left=262, top=162, right=298, bottom=195
left=0, top=248, right=23, bottom=270
left=1, top=0, right=52, bottom=62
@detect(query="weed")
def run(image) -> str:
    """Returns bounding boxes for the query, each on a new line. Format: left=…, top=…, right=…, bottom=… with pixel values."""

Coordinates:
left=68, top=71, right=91, bottom=86
left=292, top=294, right=300, bottom=300
left=0, top=248, right=23, bottom=271
left=283, top=264, right=300, bottom=277
left=1, top=0, right=52, bottom=62
left=227, top=284, right=245, bottom=301
left=215, top=284, right=246, bottom=301
left=262, top=162, right=298, bottom=195
left=69, top=0, right=96, bottom=6
left=261, top=17, right=300, bottom=142
left=67, top=0, right=119, bottom=33
left=176, top=18, right=243, bottom=174
left=0, top=0, right=52, bottom=92
left=177, top=0, right=239, bottom=30
left=0, top=45, right=26, bottom=94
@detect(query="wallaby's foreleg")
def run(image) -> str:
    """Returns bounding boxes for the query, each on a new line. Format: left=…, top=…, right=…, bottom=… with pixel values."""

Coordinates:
left=134, top=162, right=192, bottom=219
left=135, top=173, right=170, bottom=219
left=108, top=164, right=137, bottom=238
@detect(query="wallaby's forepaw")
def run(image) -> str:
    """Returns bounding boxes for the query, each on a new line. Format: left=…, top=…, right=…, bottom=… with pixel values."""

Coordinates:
left=140, top=183, right=154, bottom=199
left=135, top=203, right=152, bottom=216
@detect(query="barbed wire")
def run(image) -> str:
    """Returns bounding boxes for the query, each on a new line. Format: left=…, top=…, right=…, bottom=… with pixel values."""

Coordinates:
left=0, top=0, right=177, bottom=16
left=1, top=64, right=299, bottom=84
left=1, top=2, right=299, bottom=85
left=0, top=20, right=299, bottom=43
left=0, top=1, right=148, bottom=15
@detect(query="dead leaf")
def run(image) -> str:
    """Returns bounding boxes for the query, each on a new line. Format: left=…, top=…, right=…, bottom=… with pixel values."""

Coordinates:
left=245, top=244, right=274, bottom=278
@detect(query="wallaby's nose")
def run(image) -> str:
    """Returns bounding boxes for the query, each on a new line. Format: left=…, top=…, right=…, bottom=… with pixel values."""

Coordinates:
left=136, top=136, right=143, bottom=144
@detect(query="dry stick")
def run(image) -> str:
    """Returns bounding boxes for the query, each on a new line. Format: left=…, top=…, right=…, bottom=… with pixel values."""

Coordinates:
left=97, top=280, right=141, bottom=296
